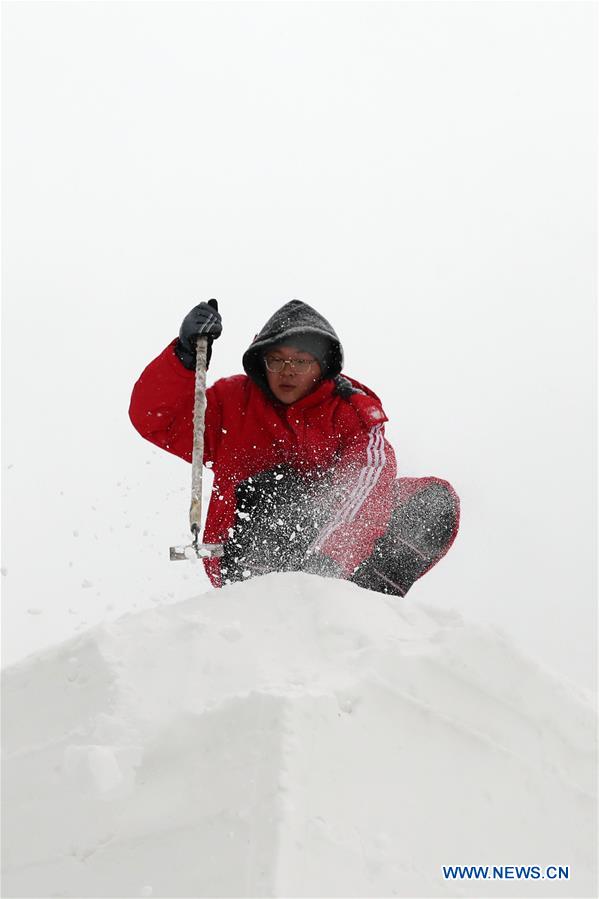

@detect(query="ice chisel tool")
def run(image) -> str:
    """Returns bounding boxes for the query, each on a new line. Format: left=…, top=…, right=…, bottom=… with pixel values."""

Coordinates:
left=169, top=328, right=224, bottom=562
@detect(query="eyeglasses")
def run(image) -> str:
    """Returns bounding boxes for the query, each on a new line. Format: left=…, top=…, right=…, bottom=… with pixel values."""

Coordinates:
left=264, top=355, right=316, bottom=373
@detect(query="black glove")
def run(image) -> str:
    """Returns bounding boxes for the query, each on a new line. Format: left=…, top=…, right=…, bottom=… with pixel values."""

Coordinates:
left=302, top=553, right=344, bottom=580
left=175, top=299, right=222, bottom=370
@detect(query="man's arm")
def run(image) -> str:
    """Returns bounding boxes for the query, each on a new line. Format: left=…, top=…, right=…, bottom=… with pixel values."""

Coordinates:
left=129, top=339, right=222, bottom=463
left=130, top=300, right=224, bottom=461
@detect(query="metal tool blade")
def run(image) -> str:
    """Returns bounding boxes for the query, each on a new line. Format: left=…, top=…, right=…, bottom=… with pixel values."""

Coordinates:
left=169, top=543, right=224, bottom=561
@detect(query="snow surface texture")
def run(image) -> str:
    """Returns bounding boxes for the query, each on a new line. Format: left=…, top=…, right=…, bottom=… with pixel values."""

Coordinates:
left=2, top=573, right=596, bottom=898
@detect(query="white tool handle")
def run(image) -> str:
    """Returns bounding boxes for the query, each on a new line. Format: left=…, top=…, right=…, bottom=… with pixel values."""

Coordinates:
left=189, top=336, right=208, bottom=536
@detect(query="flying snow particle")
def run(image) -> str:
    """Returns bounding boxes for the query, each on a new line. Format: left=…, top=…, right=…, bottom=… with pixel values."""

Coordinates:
left=184, top=546, right=199, bottom=562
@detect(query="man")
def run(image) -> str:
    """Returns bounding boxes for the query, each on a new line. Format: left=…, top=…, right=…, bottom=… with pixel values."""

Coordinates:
left=129, top=299, right=459, bottom=594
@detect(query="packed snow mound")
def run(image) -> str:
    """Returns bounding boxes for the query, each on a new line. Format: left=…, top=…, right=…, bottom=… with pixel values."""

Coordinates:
left=2, top=573, right=596, bottom=898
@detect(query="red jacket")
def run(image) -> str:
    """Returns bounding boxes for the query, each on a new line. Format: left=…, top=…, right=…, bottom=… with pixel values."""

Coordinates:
left=129, top=340, right=397, bottom=587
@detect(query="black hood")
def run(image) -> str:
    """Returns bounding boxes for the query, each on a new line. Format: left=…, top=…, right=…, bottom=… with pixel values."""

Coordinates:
left=242, top=300, right=344, bottom=393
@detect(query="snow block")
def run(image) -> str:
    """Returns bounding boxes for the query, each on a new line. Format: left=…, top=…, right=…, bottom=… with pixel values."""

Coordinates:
left=2, top=573, right=596, bottom=897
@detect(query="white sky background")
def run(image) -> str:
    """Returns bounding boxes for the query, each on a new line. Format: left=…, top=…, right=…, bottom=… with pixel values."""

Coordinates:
left=2, top=1, right=596, bottom=689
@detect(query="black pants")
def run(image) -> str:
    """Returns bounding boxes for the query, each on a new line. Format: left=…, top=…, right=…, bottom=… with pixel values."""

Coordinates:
left=221, top=467, right=459, bottom=597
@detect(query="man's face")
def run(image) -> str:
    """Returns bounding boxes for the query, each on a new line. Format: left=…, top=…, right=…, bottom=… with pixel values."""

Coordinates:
left=264, top=345, right=323, bottom=405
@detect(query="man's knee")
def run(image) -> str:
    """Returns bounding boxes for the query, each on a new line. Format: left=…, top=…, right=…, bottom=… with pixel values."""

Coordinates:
left=352, top=478, right=460, bottom=599
left=394, top=478, right=459, bottom=553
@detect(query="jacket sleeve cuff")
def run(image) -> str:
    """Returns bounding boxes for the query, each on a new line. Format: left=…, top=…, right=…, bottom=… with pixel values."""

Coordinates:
left=164, top=339, right=197, bottom=378
left=174, top=337, right=214, bottom=371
